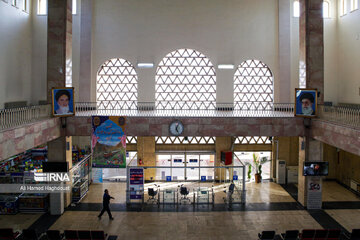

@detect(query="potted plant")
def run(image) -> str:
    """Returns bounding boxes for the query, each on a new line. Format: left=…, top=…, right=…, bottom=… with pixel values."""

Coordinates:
left=247, top=153, right=270, bottom=183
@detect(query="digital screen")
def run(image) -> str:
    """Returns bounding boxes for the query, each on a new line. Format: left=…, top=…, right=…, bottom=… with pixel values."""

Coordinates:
left=43, top=162, right=68, bottom=172
left=303, top=162, right=329, bottom=176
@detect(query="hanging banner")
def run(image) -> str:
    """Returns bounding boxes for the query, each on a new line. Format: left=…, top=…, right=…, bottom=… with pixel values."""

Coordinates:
left=92, top=116, right=126, bottom=168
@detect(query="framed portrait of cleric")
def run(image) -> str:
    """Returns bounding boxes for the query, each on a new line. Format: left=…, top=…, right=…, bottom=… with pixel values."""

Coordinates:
left=295, top=88, right=317, bottom=118
left=52, top=87, right=75, bottom=117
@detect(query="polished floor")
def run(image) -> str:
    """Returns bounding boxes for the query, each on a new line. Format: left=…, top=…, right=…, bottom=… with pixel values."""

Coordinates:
left=1, top=180, right=360, bottom=239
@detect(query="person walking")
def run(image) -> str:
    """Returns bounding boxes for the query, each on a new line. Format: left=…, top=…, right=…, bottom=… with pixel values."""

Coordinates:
left=98, top=189, right=115, bottom=220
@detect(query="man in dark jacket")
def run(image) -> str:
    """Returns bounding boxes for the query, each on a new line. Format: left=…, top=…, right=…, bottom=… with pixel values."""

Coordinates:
left=98, top=189, right=114, bottom=220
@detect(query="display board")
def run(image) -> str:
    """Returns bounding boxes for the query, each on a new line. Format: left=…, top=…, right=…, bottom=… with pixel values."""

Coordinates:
left=307, top=176, right=322, bottom=209
left=129, top=168, right=144, bottom=200
left=92, top=116, right=126, bottom=168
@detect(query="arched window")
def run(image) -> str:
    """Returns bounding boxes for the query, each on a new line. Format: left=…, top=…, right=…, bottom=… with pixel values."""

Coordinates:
left=323, top=1, right=330, bottom=18
left=293, top=0, right=300, bottom=17
left=234, top=60, right=274, bottom=110
left=351, top=0, right=358, bottom=11
left=96, top=58, right=138, bottom=110
left=155, top=49, right=216, bottom=110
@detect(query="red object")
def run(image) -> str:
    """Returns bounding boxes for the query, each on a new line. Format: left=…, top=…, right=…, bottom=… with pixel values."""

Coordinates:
left=139, top=158, right=143, bottom=165
left=221, top=151, right=232, bottom=165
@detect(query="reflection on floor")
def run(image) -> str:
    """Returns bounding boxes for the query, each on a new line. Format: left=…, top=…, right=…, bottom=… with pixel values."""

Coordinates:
left=0, top=213, right=42, bottom=232
left=322, top=181, right=360, bottom=202
left=82, top=181, right=295, bottom=205
left=50, top=210, right=321, bottom=240
left=325, top=209, right=360, bottom=231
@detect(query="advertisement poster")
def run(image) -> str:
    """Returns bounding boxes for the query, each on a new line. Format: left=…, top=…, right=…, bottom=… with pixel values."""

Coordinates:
left=92, top=116, right=126, bottom=168
left=129, top=168, right=144, bottom=200
left=307, top=176, right=322, bottom=209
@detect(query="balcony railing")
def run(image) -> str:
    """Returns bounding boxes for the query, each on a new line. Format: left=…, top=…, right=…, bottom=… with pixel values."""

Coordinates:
left=0, top=105, right=51, bottom=130
left=318, top=105, right=360, bottom=128
left=75, top=102, right=295, bottom=117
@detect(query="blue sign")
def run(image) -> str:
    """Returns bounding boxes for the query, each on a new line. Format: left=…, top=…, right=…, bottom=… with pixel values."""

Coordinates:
left=233, top=175, right=238, bottom=180
left=201, top=176, right=206, bottom=181
left=166, top=176, right=172, bottom=181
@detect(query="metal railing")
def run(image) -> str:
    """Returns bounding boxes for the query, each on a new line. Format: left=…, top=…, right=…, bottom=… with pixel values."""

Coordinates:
left=318, top=105, right=360, bottom=128
left=75, top=102, right=295, bottom=117
left=0, top=105, right=51, bottom=131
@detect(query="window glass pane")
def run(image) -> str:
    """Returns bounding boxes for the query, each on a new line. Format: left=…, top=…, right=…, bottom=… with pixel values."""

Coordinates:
left=38, top=0, right=47, bottom=15
left=294, top=0, right=300, bottom=17
left=323, top=1, right=329, bottom=18
left=72, top=0, right=77, bottom=14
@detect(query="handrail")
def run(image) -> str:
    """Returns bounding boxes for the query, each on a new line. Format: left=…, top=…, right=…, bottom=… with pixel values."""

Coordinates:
left=75, top=102, right=295, bottom=117
left=317, top=105, right=360, bottom=128
left=0, top=105, right=51, bottom=131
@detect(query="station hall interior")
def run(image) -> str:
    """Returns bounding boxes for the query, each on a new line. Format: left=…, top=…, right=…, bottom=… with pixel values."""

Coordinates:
left=1, top=0, right=360, bottom=239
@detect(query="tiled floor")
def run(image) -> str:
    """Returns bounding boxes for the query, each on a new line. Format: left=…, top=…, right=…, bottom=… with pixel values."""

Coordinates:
left=50, top=210, right=321, bottom=240
left=322, top=181, right=360, bottom=202
left=325, top=209, right=360, bottom=232
left=0, top=213, right=42, bottom=232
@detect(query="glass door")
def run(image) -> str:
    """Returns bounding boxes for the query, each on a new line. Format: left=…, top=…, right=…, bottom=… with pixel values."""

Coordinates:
left=200, top=154, right=214, bottom=181
left=156, top=154, right=171, bottom=181
left=186, top=154, right=199, bottom=181
left=172, top=154, right=185, bottom=181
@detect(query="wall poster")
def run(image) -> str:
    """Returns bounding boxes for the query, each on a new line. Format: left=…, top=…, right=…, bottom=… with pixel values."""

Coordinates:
left=91, top=116, right=126, bottom=168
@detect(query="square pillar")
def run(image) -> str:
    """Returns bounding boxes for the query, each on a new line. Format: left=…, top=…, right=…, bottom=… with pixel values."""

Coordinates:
left=47, top=0, right=73, bottom=102
left=137, top=137, right=156, bottom=181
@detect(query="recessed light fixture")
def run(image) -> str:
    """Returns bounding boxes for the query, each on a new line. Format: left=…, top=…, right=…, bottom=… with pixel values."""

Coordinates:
left=137, top=63, right=154, bottom=68
left=218, top=64, right=234, bottom=70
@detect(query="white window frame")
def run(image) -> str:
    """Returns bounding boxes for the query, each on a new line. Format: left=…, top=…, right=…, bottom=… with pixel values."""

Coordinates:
left=11, top=0, right=17, bottom=7
left=22, top=0, right=28, bottom=13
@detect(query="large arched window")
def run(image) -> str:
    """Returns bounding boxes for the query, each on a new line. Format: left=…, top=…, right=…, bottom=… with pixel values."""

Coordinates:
left=155, top=49, right=216, bottom=110
left=234, top=60, right=274, bottom=110
left=96, top=58, right=138, bottom=110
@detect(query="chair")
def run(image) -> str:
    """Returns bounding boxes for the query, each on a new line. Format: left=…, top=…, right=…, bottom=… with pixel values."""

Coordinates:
left=0, top=228, right=20, bottom=240
left=258, top=230, right=276, bottom=240
left=46, top=230, right=63, bottom=240
left=281, top=230, right=299, bottom=240
left=314, top=229, right=328, bottom=240
left=326, top=229, right=341, bottom=240
left=77, top=231, right=91, bottom=240
left=300, top=229, right=315, bottom=240
left=350, top=229, right=360, bottom=240
left=22, top=229, right=38, bottom=240
left=180, top=186, right=189, bottom=200
left=90, top=231, right=106, bottom=240
left=64, top=230, right=78, bottom=240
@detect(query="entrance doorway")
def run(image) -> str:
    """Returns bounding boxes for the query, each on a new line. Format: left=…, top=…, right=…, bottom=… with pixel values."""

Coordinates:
left=234, top=151, right=271, bottom=181
left=155, top=153, right=215, bottom=181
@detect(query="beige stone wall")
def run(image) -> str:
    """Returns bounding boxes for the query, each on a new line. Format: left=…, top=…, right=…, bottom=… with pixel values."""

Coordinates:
left=137, top=137, right=156, bottom=181
left=271, top=136, right=299, bottom=179
left=298, top=137, right=306, bottom=206
left=323, top=143, right=338, bottom=180
left=336, top=150, right=360, bottom=186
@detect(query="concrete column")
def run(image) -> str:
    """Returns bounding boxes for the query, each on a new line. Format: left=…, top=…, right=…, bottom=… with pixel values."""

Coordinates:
left=79, top=0, right=92, bottom=102
left=298, top=136, right=323, bottom=207
left=47, top=0, right=73, bottom=102
left=47, top=136, right=73, bottom=214
left=278, top=0, right=292, bottom=103
left=215, top=137, right=232, bottom=182
left=299, top=0, right=324, bottom=103
left=137, top=136, right=156, bottom=181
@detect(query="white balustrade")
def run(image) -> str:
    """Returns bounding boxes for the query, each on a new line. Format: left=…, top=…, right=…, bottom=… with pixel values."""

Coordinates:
left=0, top=105, right=51, bottom=130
